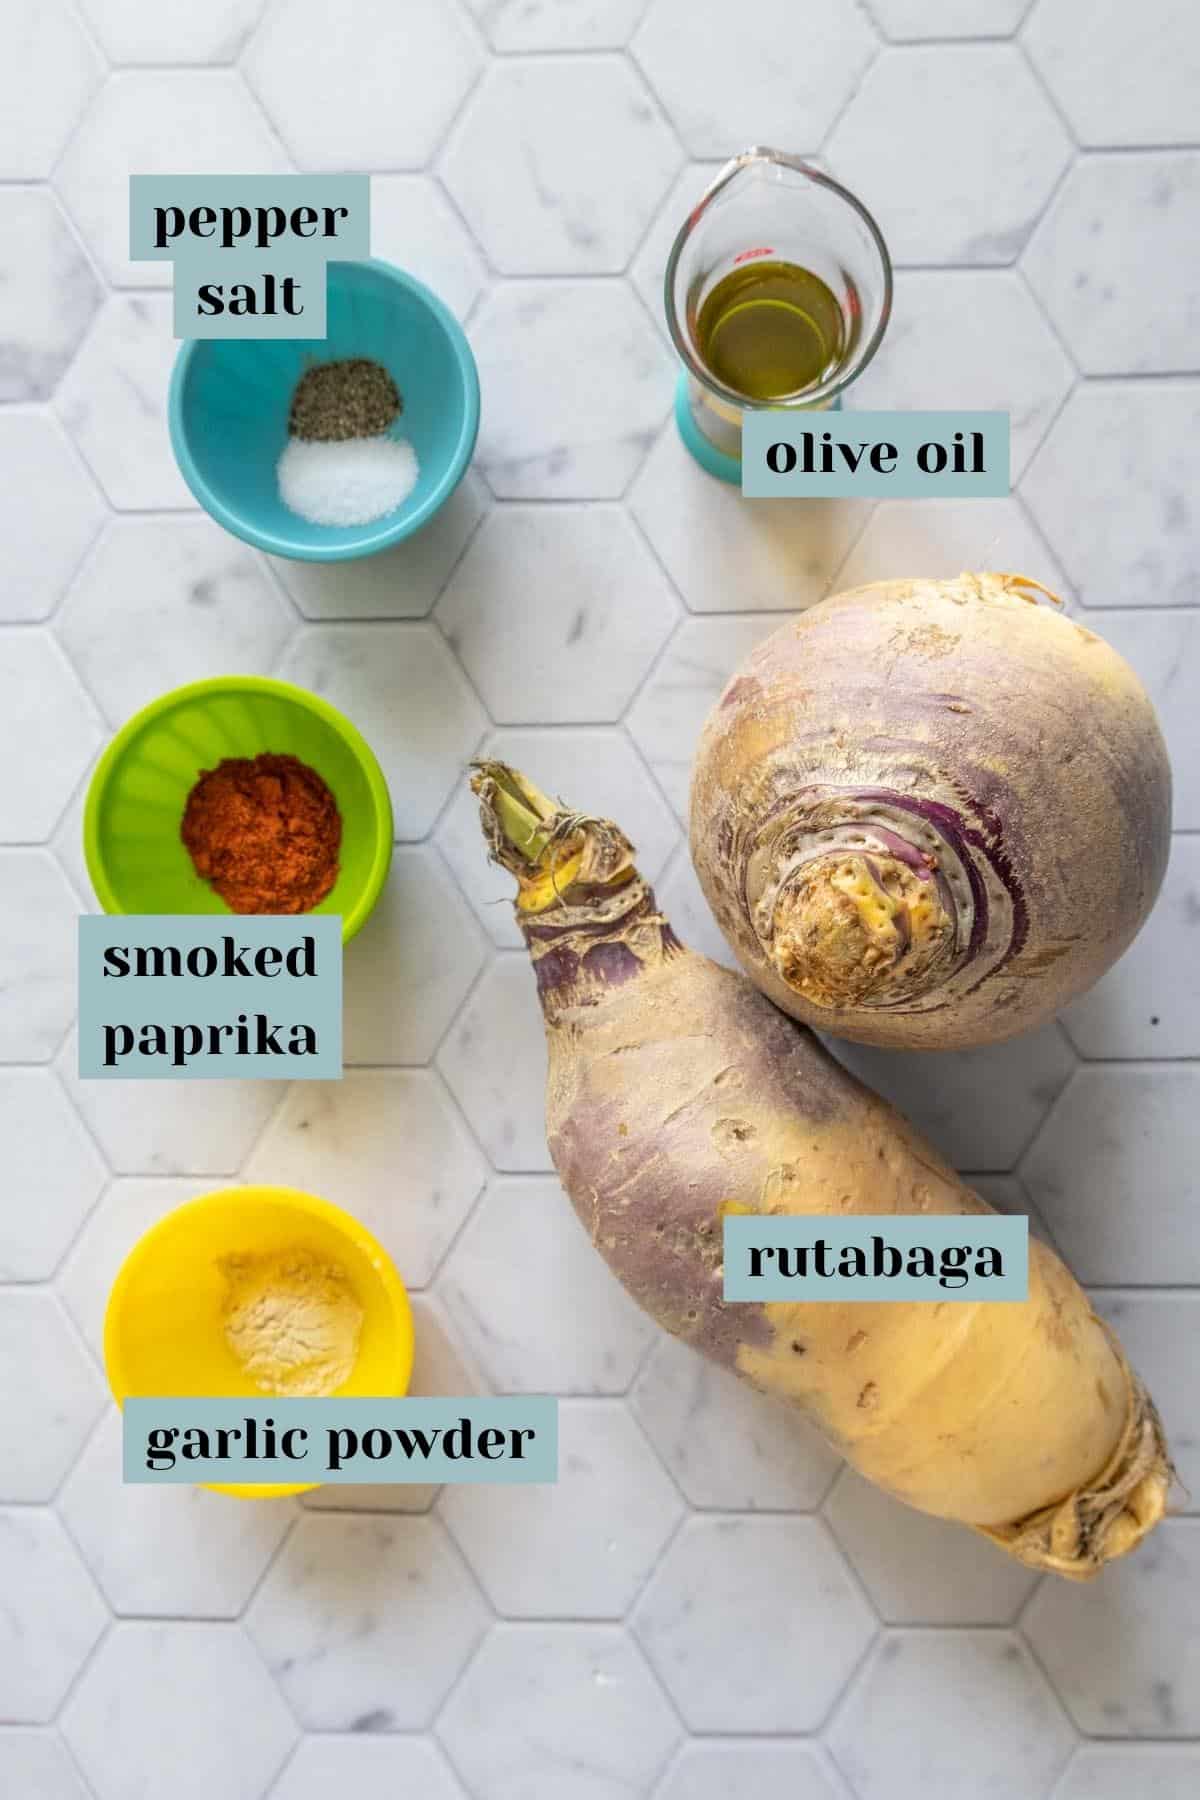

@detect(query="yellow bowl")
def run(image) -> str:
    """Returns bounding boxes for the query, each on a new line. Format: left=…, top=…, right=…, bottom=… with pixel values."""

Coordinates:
left=103, top=1185, right=414, bottom=1499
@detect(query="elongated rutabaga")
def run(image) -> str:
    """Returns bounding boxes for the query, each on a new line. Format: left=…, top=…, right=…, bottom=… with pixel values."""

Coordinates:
left=689, top=574, right=1171, bottom=1049
left=472, top=761, right=1172, bottom=1580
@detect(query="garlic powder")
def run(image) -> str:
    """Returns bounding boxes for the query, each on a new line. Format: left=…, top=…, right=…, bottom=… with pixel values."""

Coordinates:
left=219, top=1247, right=364, bottom=1397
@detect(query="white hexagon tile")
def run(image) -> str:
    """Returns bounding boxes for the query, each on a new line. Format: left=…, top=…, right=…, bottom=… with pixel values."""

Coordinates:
left=3, top=3, right=1200, bottom=1795
left=441, top=57, right=680, bottom=275
left=468, top=280, right=673, bottom=497
left=57, top=516, right=295, bottom=727
left=436, top=1623, right=680, bottom=1800
left=439, top=1174, right=656, bottom=1392
left=53, top=295, right=197, bottom=512
left=0, top=413, right=105, bottom=621
left=827, top=45, right=1071, bottom=265
left=0, top=190, right=102, bottom=401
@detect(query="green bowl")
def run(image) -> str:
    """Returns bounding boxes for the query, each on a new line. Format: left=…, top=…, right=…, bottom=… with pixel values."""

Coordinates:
left=84, top=678, right=393, bottom=943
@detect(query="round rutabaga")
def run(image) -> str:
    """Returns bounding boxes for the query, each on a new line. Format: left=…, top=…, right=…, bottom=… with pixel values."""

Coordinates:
left=689, top=574, right=1171, bottom=1049
left=473, top=762, right=1171, bottom=1580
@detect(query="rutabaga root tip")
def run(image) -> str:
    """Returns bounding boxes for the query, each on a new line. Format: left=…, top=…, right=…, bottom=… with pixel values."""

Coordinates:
left=470, top=760, right=639, bottom=903
left=963, top=571, right=1065, bottom=609
left=976, top=1358, right=1174, bottom=1580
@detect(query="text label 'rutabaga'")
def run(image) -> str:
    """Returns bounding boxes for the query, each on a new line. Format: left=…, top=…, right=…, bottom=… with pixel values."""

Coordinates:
left=723, top=1215, right=1029, bottom=1302
left=77, top=916, right=342, bottom=1080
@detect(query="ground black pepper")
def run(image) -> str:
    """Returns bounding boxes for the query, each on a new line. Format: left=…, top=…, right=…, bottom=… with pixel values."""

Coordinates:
left=288, top=357, right=401, bottom=442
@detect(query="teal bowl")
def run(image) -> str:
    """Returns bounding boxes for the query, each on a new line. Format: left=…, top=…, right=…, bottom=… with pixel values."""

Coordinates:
left=168, top=259, right=480, bottom=562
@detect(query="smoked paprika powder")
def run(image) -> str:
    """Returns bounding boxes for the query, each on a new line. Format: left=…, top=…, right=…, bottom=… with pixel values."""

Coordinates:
left=181, top=753, right=342, bottom=915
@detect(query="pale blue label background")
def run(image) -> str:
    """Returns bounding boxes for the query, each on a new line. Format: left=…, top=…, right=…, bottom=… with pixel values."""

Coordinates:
left=742, top=410, right=1010, bottom=497
left=125, top=1398, right=559, bottom=1485
left=129, top=174, right=370, bottom=337
left=78, top=915, right=342, bottom=1080
left=723, top=1215, right=1028, bottom=1301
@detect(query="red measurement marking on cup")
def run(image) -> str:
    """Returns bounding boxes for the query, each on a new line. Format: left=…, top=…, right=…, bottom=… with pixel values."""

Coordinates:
left=733, top=246, right=775, bottom=264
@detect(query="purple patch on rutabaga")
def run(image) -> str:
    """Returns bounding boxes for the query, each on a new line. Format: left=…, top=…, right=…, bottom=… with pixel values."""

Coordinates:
left=581, top=940, right=642, bottom=988
left=534, top=942, right=580, bottom=999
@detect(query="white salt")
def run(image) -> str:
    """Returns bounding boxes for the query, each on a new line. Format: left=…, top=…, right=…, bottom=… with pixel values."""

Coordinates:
left=278, top=434, right=420, bottom=528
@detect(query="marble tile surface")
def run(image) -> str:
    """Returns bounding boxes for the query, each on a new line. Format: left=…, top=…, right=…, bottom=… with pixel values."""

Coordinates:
left=59, top=1407, right=294, bottom=1617
left=0, top=191, right=102, bottom=402
left=245, top=1068, right=487, bottom=1288
left=439, top=1398, right=682, bottom=1617
left=442, top=57, right=680, bottom=274
left=439, top=1174, right=655, bottom=1392
left=632, top=0, right=873, bottom=157
left=828, top=45, right=1070, bottom=265
left=57, top=1177, right=214, bottom=1360
left=631, top=1335, right=840, bottom=1509
left=1061, top=835, right=1200, bottom=1059
left=436, top=1623, right=679, bottom=1800
left=470, top=280, right=672, bottom=497
left=1024, top=1520, right=1200, bottom=1736
left=1024, top=0, right=1200, bottom=148
left=0, top=1730, right=92, bottom=1800
left=836, top=494, right=1072, bottom=603
left=1089, top=608, right=1200, bottom=830
left=823, top=1467, right=1038, bottom=1625
left=3, top=5, right=1199, bottom=1793
left=0, top=1509, right=107, bottom=1723
left=58, top=1029, right=286, bottom=1175
left=0, top=1069, right=105, bottom=1282
left=1023, top=1065, right=1200, bottom=1283
left=437, top=503, right=677, bottom=722
left=865, top=0, right=1033, bottom=36
left=0, top=412, right=105, bottom=622
left=437, top=956, right=553, bottom=1172
left=272, top=1736, right=468, bottom=1800
left=851, top=270, right=1073, bottom=477
left=244, top=0, right=482, bottom=172
left=62, top=1622, right=297, bottom=1800
left=246, top=1513, right=488, bottom=1731
left=631, top=425, right=872, bottom=611
left=634, top=1515, right=875, bottom=1731
left=832, top=1022, right=1077, bottom=1172
left=466, top=0, right=651, bottom=52
left=1090, top=1290, right=1200, bottom=1505
left=626, top=612, right=788, bottom=817
left=0, top=633, right=103, bottom=842
left=368, top=179, right=487, bottom=324
left=1023, top=153, right=1200, bottom=376
left=658, top=1742, right=851, bottom=1800
left=54, top=296, right=197, bottom=512
left=0, top=1292, right=105, bottom=1502
left=277, top=623, right=487, bottom=839
left=57, top=516, right=295, bottom=727
left=1056, top=1744, right=1200, bottom=1800
left=828, top=1632, right=1074, bottom=1799
left=337, top=848, right=487, bottom=1064
left=0, top=853, right=80, bottom=1063
left=76, top=0, right=267, bottom=66
left=1023, top=382, right=1200, bottom=608
left=56, top=71, right=291, bottom=288
left=1, top=4, right=101, bottom=181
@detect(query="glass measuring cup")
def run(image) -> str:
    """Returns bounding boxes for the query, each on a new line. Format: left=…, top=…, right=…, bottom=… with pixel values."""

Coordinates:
left=665, top=148, right=892, bottom=482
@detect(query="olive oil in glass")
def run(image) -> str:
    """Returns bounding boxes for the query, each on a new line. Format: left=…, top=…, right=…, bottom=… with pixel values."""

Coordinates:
left=694, top=259, right=847, bottom=401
